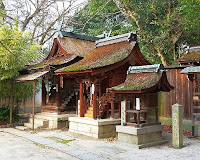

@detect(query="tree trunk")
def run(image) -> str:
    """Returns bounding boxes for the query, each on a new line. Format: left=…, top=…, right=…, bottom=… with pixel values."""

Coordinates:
left=155, top=46, right=167, bottom=66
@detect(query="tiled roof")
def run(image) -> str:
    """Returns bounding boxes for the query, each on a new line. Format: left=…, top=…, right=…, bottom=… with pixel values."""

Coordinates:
left=56, top=41, right=136, bottom=72
left=178, top=51, right=200, bottom=63
left=15, top=71, right=49, bottom=81
left=110, top=64, right=173, bottom=93
left=58, top=37, right=95, bottom=57
left=181, top=66, right=200, bottom=74
left=110, top=72, right=162, bottom=91
left=95, top=32, right=136, bottom=47
left=127, top=64, right=164, bottom=74
left=32, top=54, right=78, bottom=69
left=60, top=31, right=99, bottom=42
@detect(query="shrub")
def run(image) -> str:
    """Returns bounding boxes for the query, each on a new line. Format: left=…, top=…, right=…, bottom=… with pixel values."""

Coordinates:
left=0, top=105, right=21, bottom=123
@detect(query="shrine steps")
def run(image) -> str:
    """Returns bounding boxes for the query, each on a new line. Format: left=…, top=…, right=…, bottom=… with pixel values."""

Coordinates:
left=24, top=117, right=48, bottom=129
left=84, top=106, right=93, bottom=118
left=24, top=112, right=76, bottom=129
left=42, top=105, right=58, bottom=112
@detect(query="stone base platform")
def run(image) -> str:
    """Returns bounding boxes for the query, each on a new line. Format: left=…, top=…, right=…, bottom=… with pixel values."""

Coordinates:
left=116, top=125, right=168, bottom=149
left=69, top=117, right=121, bottom=139
left=25, top=112, right=76, bottom=129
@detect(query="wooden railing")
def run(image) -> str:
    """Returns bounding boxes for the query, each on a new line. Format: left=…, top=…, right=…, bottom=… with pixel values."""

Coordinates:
left=97, top=92, right=114, bottom=118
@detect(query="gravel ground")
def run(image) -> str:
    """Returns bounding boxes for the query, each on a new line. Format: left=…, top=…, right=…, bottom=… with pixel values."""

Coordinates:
left=0, top=128, right=199, bottom=160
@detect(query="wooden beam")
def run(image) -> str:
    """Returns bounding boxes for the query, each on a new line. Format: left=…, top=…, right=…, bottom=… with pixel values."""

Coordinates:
left=10, top=79, right=14, bottom=124
left=80, top=82, right=84, bottom=117
left=32, top=80, right=36, bottom=130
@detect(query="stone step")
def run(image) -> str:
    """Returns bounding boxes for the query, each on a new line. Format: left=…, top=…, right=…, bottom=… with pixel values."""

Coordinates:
left=42, top=108, right=58, bottom=113
left=29, top=118, right=49, bottom=127
left=88, top=107, right=93, bottom=111
left=24, top=122, right=43, bottom=129
left=43, top=105, right=57, bottom=108
left=30, top=113, right=53, bottom=120
left=30, top=113, right=61, bottom=121
left=15, top=126, right=28, bottom=131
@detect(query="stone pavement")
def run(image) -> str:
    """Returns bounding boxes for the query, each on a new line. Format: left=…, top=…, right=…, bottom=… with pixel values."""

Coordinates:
left=0, top=128, right=200, bottom=160
left=0, top=128, right=107, bottom=160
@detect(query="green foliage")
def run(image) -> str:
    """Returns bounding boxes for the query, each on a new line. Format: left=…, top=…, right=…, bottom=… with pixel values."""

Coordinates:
left=73, top=0, right=200, bottom=65
left=0, top=24, right=41, bottom=80
left=0, top=105, right=21, bottom=123
left=0, top=80, right=41, bottom=102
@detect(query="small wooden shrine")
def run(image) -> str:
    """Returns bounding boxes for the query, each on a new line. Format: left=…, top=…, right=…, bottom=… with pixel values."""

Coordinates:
left=109, top=64, right=173, bottom=126
left=179, top=46, right=200, bottom=135
left=111, top=64, right=173, bottom=148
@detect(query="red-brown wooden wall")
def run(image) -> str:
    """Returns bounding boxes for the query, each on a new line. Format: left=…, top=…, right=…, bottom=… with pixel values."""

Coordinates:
left=159, top=69, right=193, bottom=120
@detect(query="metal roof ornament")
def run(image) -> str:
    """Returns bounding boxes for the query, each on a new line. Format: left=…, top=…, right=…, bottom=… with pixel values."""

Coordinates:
left=96, top=30, right=112, bottom=39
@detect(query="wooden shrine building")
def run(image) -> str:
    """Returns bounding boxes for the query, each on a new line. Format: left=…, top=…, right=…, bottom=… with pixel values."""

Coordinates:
left=55, top=32, right=150, bottom=119
left=17, top=32, right=99, bottom=113
left=113, top=64, right=173, bottom=148
left=178, top=46, right=200, bottom=135
left=109, top=64, right=173, bottom=127
left=15, top=32, right=100, bottom=129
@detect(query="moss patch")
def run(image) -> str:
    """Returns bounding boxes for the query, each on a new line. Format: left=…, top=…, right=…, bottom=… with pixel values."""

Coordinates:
left=45, top=136, right=75, bottom=145
left=33, top=63, right=47, bottom=69
left=60, top=64, right=87, bottom=72
left=179, top=51, right=200, bottom=61
left=34, top=142, right=52, bottom=149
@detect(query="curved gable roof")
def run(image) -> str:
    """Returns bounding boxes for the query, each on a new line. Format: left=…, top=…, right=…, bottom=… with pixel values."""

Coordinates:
left=55, top=32, right=150, bottom=74
left=109, top=64, right=173, bottom=93
left=58, top=37, right=95, bottom=57
left=56, top=41, right=137, bottom=73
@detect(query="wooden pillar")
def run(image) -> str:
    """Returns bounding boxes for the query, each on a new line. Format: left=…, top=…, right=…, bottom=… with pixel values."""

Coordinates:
left=99, top=80, right=102, bottom=97
left=119, top=102, right=121, bottom=118
left=93, top=82, right=97, bottom=119
left=111, top=100, right=114, bottom=119
left=188, top=74, right=195, bottom=136
left=75, top=92, right=78, bottom=115
left=125, top=95, right=128, bottom=123
left=46, top=74, right=49, bottom=104
left=10, top=79, right=14, bottom=124
left=56, top=75, right=61, bottom=113
left=32, top=80, right=36, bottom=130
left=80, top=82, right=84, bottom=117
left=42, top=79, right=46, bottom=106
left=155, top=93, right=159, bottom=123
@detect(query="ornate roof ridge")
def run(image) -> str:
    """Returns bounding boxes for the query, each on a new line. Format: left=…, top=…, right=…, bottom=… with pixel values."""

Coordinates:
left=60, top=31, right=99, bottom=42
left=95, top=32, right=137, bottom=48
left=127, top=64, right=164, bottom=74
